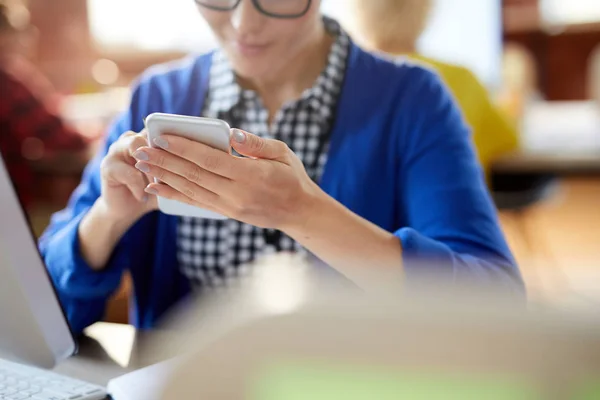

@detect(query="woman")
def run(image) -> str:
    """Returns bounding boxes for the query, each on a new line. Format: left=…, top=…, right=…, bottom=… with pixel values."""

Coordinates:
left=347, top=0, right=519, bottom=179
left=40, top=0, right=522, bottom=334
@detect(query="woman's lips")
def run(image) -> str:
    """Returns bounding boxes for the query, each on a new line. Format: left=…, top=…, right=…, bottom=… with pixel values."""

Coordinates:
left=233, top=40, right=270, bottom=56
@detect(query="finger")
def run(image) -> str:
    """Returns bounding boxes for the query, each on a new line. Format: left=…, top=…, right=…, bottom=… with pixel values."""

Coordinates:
left=139, top=164, right=221, bottom=205
left=109, top=131, right=149, bottom=166
left=125, top=131, right=150, bottom=162
left=151, top=135, right=239, bottom=179
left=120, top=128, right=148, bottom=139
left=132, top=147, right=232, bottom=194
left=103, top=161, right=148, bottom=202
left=230, top=129, right=289, bottom=162
left=120, top=130, right=137, bottom=138
left=143, top=191, right=159, bottom=211
left=145, top=182, right=223, bottom=215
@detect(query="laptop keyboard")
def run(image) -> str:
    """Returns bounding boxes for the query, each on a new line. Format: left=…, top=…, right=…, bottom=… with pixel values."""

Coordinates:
left=0, top=359, right=106, bottom=400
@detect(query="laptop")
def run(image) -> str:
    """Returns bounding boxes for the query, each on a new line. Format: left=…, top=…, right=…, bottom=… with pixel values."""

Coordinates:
left=0, top=153, right=107, bottom=399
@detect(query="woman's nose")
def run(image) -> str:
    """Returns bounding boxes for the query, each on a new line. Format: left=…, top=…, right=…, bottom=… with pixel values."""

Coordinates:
left=231, top=0, right=265, bottom=34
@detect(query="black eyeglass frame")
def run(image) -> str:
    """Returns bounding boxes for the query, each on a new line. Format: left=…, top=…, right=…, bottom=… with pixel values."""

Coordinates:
left=195, top=0, right=313, bottom=19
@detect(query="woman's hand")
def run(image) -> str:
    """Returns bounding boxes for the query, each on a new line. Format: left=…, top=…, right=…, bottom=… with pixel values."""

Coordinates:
left=132, top=128, right=403, bottom=286
left=99, top=130, right=158, bottom=222
left=132, top=129, right=321, bottom=231
left=78, top=130, right=159, bottom=270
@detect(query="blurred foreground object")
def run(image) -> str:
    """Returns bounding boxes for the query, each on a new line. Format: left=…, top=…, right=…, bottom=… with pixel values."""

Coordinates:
left=108, top=254, right=600, bottom=400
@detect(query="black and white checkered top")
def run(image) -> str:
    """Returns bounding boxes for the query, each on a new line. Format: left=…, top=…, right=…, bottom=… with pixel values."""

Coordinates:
left=177, top=17, right=350, bottom=289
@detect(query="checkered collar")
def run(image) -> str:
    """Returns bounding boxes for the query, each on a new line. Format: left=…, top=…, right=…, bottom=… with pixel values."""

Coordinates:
left=207, top=17, right=350, bottom=120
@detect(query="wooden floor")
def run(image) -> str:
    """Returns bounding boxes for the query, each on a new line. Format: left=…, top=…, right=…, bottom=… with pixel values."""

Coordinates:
left=498, top=177, right=600, bottom=308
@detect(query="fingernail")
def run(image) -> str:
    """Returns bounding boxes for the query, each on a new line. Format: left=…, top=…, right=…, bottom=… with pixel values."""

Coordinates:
left=232, top=129, right=246, bottom=144
left=145, top=186, right=158, bottom=195
left=135, top=161, right=150, bottom=173
left=153, top=137, right=169, bottom=149
left=133, top=150, right=149, bottom=161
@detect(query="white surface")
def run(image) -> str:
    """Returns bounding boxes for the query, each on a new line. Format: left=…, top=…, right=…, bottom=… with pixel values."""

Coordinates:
left=53, top=324, right=139, bottom=387
left=417, top=0, right=503, bottom=88
left=521, top=101, right=600, bottom=153
left=541, top=0, right=600, bottom=25
left=60, top=88, right=131, bottom=125
left=87, top=0, right=216, bottom=53
left=107, top=360, right=177, bottom=400
left=84, top=324, right=137, bottom=369
left=0, top=359, right=106, bottom=400
left=145, top=113, right=231, bottom=219
left=0, top=155, right=76, bottom=369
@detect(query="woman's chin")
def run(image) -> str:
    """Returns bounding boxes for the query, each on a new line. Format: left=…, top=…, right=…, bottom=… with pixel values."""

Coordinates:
left=231, top=61, right=276, bottom=83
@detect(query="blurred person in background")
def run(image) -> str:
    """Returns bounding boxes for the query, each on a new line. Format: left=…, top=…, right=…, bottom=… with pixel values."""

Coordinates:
left=40, top=0, right=522, bottom=334
left=0, top=0, right=89, bottom=210
left=348, top=0, right=519, bottom=180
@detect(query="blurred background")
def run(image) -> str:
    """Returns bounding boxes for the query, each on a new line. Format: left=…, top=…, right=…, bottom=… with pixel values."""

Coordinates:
left=3, top=0, right=599, bottom=321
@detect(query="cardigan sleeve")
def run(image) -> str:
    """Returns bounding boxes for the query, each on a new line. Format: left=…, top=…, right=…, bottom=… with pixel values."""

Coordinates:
left=38, top=55, right=211, bottom=334
left=38, top=74, right=160, bottom=334
left=394, top=67, right=524, bottom=295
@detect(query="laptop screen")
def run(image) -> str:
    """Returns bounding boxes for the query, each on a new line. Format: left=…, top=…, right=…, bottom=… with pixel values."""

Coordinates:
left=0, top=124, right=79, bottom=342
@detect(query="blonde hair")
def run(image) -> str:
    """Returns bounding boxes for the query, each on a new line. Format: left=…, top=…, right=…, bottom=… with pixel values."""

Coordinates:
left=0, top=0, right=30, bottom=33
left=347, top=0, right=433, bottom=52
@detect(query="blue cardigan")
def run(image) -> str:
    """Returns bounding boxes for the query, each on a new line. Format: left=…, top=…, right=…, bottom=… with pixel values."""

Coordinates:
left=39, top=45, right=523, bottom=334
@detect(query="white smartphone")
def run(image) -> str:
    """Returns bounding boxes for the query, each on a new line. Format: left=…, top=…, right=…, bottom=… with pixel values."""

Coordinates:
left=144, top=112, right=231, bottom=219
